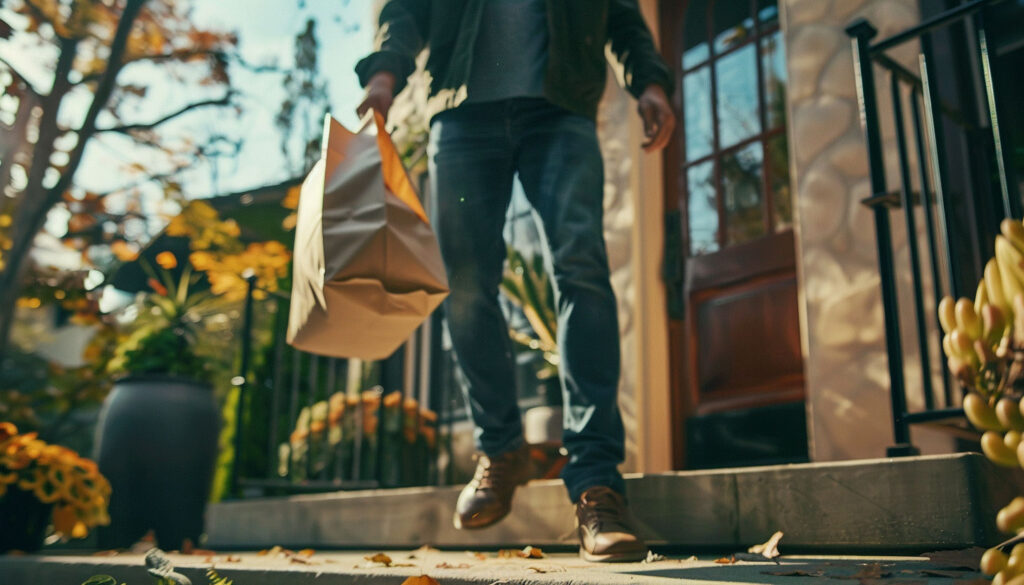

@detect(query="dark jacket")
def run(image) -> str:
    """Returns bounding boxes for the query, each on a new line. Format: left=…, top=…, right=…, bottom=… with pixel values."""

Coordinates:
left=355, top=0, right=674, bottom=120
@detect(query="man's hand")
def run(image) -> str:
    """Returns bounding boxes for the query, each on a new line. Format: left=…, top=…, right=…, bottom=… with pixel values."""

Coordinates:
left=356, top=71, right=397, bottom=120
left=637, top=84, right=675, bottom=152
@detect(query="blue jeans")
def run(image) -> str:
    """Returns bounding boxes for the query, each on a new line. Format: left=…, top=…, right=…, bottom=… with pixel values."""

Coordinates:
left=428, top=98, right=626, bottom=503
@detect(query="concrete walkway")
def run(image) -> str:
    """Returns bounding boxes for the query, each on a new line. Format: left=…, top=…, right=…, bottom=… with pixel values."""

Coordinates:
left=0, top=547, right=991, bottom=585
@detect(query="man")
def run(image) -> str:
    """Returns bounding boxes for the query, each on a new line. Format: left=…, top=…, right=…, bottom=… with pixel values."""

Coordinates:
left=356, top=0, right=674, bottom=562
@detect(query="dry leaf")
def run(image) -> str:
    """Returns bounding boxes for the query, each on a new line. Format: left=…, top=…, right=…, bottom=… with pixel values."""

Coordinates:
left=714, top=556, right=737, bottom=564
left=92, top=550, right=120, bottom=557
left=684, top=556, right=699, bottom=562
left=643, top=551, right=667, bottom=563
left=366, top=553, right=394, bottom=566
left=290, top=556, right=316, bottom=565
left=258, top=546, right=285, bottom=557
left=922, top=548, right=985, bottom=571
left=297, top=549, right=316, bottom=558
left=469, top=552, right=488, bottom=561
left=436, top=562, right=471, bottom=569
left=522, top=546, right=544, bottom=559
left=409, top=545, right=440, bottom=559
left=748, top=531, right=784, bottom=559
left=225, top=556, right=242, bottom=563
left=401, top=576, right=440, bottom=585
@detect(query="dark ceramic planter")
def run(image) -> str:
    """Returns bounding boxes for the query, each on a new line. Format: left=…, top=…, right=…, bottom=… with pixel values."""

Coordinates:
left=0, top=487, right=53, bottom=554
left=93, top=375, right=220, bottom=550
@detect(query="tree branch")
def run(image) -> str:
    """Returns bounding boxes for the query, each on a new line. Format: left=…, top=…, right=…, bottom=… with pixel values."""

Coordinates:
left=96, top=93, right=233, bottom=134
left=0, top=55, right=42, bottom=97
left=77, top=49, right=280, bottom=84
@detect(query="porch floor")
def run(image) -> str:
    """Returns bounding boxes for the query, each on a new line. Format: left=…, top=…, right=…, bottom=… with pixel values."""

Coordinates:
left=207, top=453, right=1018, bottom=552
left=0, top=548, right=993, bottom=585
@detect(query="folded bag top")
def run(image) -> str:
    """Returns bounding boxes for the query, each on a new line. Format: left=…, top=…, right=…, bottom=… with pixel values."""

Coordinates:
left=287, top=112, right=449, bottom=360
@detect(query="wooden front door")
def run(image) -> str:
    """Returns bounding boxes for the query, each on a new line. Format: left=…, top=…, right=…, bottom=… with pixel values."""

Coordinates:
left=660, top=0, right=806, bottom=469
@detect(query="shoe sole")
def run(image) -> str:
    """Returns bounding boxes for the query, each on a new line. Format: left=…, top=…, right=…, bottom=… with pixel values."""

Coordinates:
left=579, top=547, right=648, bottom=563
left=452, top=507, right=511, bottom=530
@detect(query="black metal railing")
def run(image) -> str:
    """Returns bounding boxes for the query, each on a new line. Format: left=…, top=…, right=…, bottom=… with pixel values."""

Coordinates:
left=847, top=0, right=1015, bottom=455
left=227, top=276, right=457, bottom=497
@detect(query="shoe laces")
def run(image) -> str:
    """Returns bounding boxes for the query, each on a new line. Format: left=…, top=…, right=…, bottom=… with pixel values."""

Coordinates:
left=578, top=487, right=630, bottom=532
left=471, top=450, right=521, bottom=491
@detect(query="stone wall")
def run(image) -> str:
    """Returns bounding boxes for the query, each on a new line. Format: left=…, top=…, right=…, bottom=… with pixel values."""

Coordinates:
left=782, top=0, right=954, bottom=460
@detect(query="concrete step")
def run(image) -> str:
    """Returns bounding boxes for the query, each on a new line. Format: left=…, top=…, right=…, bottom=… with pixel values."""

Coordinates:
left=0, top=549, right=993, bottom=585
left=206, top=453, right=1021, bottom=553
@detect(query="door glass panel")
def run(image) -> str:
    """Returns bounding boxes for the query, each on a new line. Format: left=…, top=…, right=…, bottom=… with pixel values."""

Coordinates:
left=762, top=31, right=786, bottom=130
left=716, top=44, right=760, bottom=149
left=767, top=133, right=792, bottom=231
left=758, top=0, right=779, bottom=27
left=683, top=67, right=713, bottom=162
left=687, top=161, right=719, bottom=255
left=713, top=0, right=754, bottom=54
left=722, top=142, right=766, bottom=246
left=683, top=0, right=710, bottom=70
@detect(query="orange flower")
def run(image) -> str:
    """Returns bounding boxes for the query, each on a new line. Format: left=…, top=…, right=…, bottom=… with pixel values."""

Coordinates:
left=155, top=251, right=178, bottom=270
left=111, top=240, right=140, bottom=261
left=0, top=422, right=17, bottom=442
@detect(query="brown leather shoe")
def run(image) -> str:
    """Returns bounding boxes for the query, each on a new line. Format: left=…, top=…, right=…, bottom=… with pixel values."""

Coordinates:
left=453, top=444, right=532, bottom=530
left=576, top=486, right=647, bottom=562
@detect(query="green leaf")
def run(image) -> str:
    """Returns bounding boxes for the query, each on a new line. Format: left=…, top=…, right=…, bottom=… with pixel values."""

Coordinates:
left=81, top=576, right=118, bottom=585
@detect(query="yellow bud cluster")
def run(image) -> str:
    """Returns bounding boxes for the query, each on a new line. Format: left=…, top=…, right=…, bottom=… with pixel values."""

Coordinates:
left=0, top=422, right=111, bottom=540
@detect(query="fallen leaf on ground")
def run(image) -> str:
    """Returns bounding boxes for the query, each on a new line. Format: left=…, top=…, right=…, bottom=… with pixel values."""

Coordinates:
left=498, top=546, right=544, bottom=559
left=436, top=562, right=471, bottom=569
left=643, top=551, right=667, bottom=563
left=522, top=546, right=544, bottom=559
left=409, top=545, right=440, bottom=559
left=297, top=549, right=316, bottom=558
left=290, top=555, right=317, bottom=565
left=401, top=576, right=440, bottom=585
left=714, top=556, right=737, bottom=564
left=922, top=548, right=985, bottom=571
left=468, top=551, right=488, bottom=561
left=225, top=556, right=242, bottom=563
left=528, top=566, right=564, bottom=573
left=684, top=556, right=699, bottom=562
left=366, top=553, right=394, bottom=566
left=91, top=550, right=120, bottom=557
left=258, top=546, right=285, bottom=557
left=748, top=531, right=784, bottom=559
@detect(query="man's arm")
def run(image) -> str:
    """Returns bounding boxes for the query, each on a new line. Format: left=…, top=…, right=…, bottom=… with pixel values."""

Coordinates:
left=607, top=0, right=676, bottom=152
left=355, top=0, right=429, bottom=118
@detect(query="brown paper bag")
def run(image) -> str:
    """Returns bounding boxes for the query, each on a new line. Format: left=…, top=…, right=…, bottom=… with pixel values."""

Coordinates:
left=287, top=112, right=449, bottom=359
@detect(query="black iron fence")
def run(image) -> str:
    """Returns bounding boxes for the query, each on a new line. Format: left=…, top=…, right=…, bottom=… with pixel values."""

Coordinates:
left=847, top=0, right=1018, bottom=455
left=227, top=277, right=460, bottom=497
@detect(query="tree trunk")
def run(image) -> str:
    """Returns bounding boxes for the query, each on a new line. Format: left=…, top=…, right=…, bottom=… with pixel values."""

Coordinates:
left=0, top=0, right=149, bottom=364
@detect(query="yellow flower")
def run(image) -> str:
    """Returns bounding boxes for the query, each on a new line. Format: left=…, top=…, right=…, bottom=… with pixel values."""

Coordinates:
left=111, top=240, right=140, bottom=261
left=0, top=422, right=18, bottom=442
left=155, top=251, right=178, bottom=270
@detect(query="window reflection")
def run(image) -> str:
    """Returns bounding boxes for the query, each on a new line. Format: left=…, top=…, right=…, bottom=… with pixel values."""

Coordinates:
left=768, top=134, right=792, bottom=231
left=688, top=161, right=719, bottom=255
left=723, top=142, right=766, bottom=246
left=684, top=67, right=713, bottom=162
left=713, top=0, right=753, bottom=54
left=762, top=31, right=786, bottom=130
left=716, top=44, right=760, bottom=148
left=682, top=0, right=710, bottom=70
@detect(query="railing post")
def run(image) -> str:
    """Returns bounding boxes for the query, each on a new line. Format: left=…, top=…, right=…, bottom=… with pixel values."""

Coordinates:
left=230, top=272, right=258, bottom=497
left=847, top=19, right=919, bottom=457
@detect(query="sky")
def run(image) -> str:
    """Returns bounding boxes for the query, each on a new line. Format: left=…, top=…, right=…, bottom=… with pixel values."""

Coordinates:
left=1, top=0, right=376, bottom=246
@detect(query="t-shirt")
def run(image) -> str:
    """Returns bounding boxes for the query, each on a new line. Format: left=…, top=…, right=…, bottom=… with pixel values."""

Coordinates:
left=464, top=0, right=549, bottom=104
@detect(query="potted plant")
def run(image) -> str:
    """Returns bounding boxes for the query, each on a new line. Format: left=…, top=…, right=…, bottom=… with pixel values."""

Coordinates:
left=94, top=201, right=291, bottom=549
left=0, top=422, right=111, bottom=553
left=94, top=252, right=222, bottom=551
